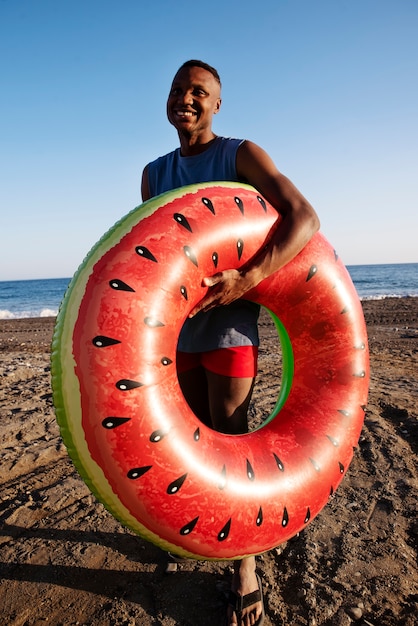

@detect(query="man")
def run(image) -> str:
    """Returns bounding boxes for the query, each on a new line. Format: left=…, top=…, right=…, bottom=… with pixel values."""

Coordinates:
left=142, top=60, right=319, bottom=626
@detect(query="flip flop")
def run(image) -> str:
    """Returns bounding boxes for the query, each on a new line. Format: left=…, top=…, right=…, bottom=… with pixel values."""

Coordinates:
left=226, top=573, right=265, bottom=625
left=164, top=551, right=189, bottom=574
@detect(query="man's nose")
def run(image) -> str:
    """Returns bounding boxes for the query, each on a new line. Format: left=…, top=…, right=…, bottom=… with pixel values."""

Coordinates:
left=179, top=90, right=193, bottom=105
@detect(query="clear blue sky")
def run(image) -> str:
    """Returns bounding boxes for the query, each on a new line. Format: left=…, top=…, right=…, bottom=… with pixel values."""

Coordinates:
left=1, top=0, right=417, bottom=280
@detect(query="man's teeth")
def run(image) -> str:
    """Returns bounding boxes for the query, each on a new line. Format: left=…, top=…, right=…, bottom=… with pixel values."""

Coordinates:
left=177, top=111, right=194, bottom=116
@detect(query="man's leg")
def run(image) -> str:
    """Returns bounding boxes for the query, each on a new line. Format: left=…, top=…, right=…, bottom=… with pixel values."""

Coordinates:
left=205, top=371, right=263, bottom=626
left=205, top=370, right=254, bottom=434
left=178, top=362, right=263, bottom=625
left=177, top=365, right=212, bottom=428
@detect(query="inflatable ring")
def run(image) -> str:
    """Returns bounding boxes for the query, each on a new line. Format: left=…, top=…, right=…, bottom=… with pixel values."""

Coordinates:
left=51, top=182, right=369, bottom=560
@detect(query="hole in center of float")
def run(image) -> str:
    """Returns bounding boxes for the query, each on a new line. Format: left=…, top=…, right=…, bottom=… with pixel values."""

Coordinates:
left=176, top=305, right=294, bottom=433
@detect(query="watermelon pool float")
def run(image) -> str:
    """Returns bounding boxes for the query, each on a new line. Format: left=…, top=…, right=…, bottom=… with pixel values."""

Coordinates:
left=51, top=182, right=369, bottom=560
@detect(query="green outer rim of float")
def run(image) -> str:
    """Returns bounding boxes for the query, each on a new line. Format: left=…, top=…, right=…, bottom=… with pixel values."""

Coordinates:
left=254, top=307, right=294, bottom=430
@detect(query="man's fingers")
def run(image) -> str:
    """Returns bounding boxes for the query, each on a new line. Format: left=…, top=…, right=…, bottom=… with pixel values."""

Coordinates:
left=189, top=295, right=219, bottom=318
left=202, top=273, right=222, bottom=287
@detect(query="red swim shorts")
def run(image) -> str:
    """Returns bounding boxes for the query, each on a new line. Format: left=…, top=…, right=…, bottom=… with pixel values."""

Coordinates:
left=176, top=346, right=258, bottom=378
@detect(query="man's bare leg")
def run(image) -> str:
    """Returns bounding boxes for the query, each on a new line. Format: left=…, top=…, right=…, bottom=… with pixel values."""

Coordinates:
left=205, top=370, right=254, bottom=435
left=178, top=368, right=263, bottom=624
left=177, top=366, right=212, bottom=428
left=197, top=370, right=263, bottom=625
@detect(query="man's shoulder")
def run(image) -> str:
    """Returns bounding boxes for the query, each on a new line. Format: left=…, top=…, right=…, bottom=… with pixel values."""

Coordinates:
left=148, top=147, right=179, bottom=168
left=217, top=136, right=245, bottom=145
left=214, top=136, right=246, bottom=154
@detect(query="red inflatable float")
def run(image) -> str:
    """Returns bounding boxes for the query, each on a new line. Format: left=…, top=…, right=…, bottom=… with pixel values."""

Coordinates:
left=51, top=182, right=369, bottom=560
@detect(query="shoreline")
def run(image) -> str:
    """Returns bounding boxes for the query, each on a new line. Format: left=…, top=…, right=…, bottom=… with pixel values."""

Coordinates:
left=1, top=292, right=418, bottom=325
left=1, top=294, right=418, bottom=333
left=0, top=297, right=417, bottom=625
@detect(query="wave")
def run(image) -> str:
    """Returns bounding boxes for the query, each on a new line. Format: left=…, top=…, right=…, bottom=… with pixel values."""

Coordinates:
left=359, top=293, right=418, bottom=301
left=0, top=308, right=58, bottom=320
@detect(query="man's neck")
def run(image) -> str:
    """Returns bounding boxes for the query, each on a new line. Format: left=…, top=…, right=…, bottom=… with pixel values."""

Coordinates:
left=178, top=132, right=218, bottom=157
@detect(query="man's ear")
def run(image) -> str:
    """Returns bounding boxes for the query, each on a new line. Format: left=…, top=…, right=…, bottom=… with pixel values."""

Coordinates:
left=214, top=98, right=222, bottom=114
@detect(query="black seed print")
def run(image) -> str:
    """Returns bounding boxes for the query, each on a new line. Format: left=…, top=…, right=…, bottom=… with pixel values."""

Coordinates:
left=183, top=245, right=198, bottom=266
left=306, top=265, right=318, bottom=281
left=257, top=196, right=267, bottom=211
left=116, top=379, right=143, bottom=391
left=330, top=485, right=334, bottom=496
left=150, top=430, right=166, bottom=443
left=135, top=246, right=158, bottom=262
left=341, top=305, right=349, bottom=314
left=234, top=197, right=244, bottom=213
left=309, top=458, right=321, bottom=472
left=355, top=342, right=366, bottom=350
left=327, top=435, right=339, bottom=447
left=246, top=459, right=255, bottom=481
left=218, top=518, right=232, bottom=541
left=212, top=252, right=218, bottom=268
left=109, top=279, right=135, bottom=292
left=127, top=466, right=152, bottom=479
left=304, top=508, right=311, bottom=524
left=338, top=409, right=351, bottom=417
left=273, top=453, right=285, bottom=472
left=180, top=285, right=188, bottom=300
left=144, top=317, right=164, bottom=328
left=167, top=473, right=188, bottom=494
left=334, top=249, right=339, bottom=261
left=354, top=370, right=366, bottom=378
left=256, top=507, right=263, bottom=526
left=180, top=516, right=199, bottom=535
left=202, top=197, right=215, bottom=214
left=174, top=213, right=192, bottom=232
left=161, top=357, right=172, bottom=366
left=282, top=507, right=289, bottom=527
left=339, top=462, right=345, bottom=474
left=193, top=428, right=200, bottom=441
left=92, top=335, right=121, bottom=348
left=237, top=239, right=244, bottom=260
left=218, top=465, right=227, bottom=490
left=102, top=417, right=131, bottom=429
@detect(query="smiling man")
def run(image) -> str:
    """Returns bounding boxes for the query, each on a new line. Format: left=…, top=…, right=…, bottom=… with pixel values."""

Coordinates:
left=141, top=60, right=319, bottom=626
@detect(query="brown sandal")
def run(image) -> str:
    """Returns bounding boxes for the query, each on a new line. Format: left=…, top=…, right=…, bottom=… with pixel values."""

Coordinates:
left=226, top=574, right=265, bottom=625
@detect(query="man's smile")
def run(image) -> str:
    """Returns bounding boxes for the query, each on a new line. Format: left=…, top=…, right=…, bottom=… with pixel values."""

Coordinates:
left=174, top=109, right=197, bottom=118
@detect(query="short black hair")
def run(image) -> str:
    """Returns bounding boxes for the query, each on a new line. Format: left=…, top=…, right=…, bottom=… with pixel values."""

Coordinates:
left=177, top=60, right=221, bottom=86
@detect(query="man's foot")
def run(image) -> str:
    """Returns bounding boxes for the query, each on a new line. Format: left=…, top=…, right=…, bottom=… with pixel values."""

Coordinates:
left=226, top=558, right=264, bottom=625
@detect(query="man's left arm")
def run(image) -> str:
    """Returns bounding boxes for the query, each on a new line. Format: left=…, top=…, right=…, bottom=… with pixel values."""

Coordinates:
left=190, top=140, right=320, bottom=316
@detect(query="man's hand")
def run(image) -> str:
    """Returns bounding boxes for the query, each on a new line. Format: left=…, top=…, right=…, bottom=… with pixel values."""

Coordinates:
left=189, top=269, right=255, bottom=317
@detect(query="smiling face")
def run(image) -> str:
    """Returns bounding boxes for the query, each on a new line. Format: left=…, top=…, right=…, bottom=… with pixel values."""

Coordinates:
left=167, top=65, right=222, bottom=145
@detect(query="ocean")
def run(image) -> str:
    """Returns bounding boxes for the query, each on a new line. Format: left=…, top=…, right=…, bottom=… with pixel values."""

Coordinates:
left=0, top=263, right=417, bottom=320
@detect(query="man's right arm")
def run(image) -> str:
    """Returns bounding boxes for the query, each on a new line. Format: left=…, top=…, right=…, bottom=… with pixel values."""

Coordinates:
left=141, top=165, right=151, bottom=202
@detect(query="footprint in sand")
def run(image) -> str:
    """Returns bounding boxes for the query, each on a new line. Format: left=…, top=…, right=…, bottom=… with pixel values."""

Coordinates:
left=367, top=497, right=394, bottom=539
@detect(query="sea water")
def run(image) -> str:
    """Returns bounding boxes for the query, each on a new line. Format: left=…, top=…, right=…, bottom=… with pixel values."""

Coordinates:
left=346, top=263, right=418, bottom=300
left=0, top=277, right=71, bottom=319
left=0, top=264, right=417, bottom=320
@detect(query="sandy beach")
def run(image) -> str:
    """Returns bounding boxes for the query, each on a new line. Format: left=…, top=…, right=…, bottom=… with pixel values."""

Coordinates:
left=0, top=298, right=417, bottom=626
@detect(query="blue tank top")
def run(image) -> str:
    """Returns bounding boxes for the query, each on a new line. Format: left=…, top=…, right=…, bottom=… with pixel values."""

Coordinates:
left=146, top=136, right=260, bottom=352
left=148, top=136, right=243, bottom=196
